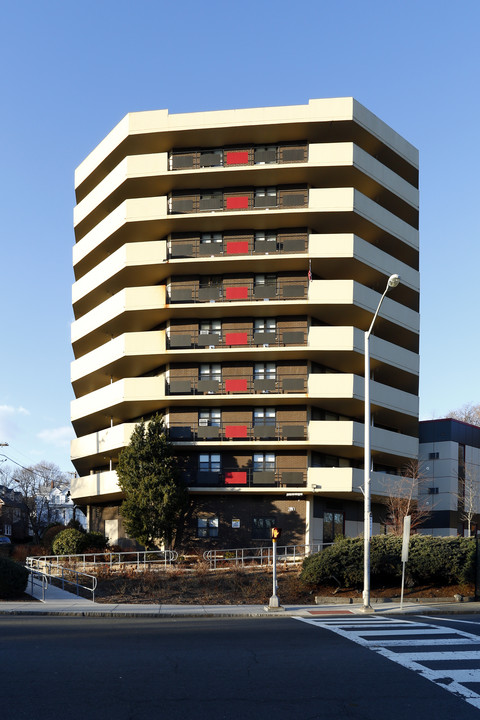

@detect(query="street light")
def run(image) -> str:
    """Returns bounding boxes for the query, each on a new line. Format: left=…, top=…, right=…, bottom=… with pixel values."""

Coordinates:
left=363, top=273, right=400, bottom=611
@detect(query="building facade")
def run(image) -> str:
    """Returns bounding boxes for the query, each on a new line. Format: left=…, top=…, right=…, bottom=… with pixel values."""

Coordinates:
left=70, top=98, right=420, bottom=549
left=419, top=419, right=480, bottom=536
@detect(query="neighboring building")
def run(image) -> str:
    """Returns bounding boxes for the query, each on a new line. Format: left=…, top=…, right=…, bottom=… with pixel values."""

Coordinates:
left=0, top=485, right=30, bottom=541
left=70, top=98, right=420, bottom=549
left=37, top=486, right=87, bottom=530
left=419, top=418, right=480, bottom=536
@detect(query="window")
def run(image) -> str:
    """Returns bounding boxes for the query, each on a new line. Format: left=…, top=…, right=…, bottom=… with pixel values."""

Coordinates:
left=429, top=452, right=439, bottom=460
left=254, top=362, right=276, bottom=380
left=254, top=187, right=277, bottom=206
left=199, top=454, right=221, bottom=473
left=252, top=517, right=276, bottom=539
left=200, top=232, right=222, bottom=245
left=255, top=273, right=276, bottom=287
left=428, top=487, right=439, bottom=495
left=323, top=511, right=344, bottom=543
left=254, top=231, right=277, bottom=244
left=200, top=320, right=221, bottom=337
left=200, top=363, right=221, bottom=380
left=254, top=408, right=276, bottom=426
left=197, top=517, right=219, bottom=537
left=254, top=318, right=276, bottom=333
left=199, top=409, right=221, bottom=427
left=4, top=524, right=12, bottom=536
left=253, top=453, right=275, bottom=471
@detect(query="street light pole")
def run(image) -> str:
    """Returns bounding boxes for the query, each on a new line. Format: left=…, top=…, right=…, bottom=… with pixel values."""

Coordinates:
left=363, top=274, right=400, bottom=612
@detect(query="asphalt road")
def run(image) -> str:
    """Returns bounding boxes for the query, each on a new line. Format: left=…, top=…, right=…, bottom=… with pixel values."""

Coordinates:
left=3, top=615, right=480, bottom=720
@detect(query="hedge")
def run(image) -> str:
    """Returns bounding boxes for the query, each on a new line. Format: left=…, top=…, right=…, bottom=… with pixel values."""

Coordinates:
left=0, top=557, right=29, bottom=598
left=301, top=535, right=476, bottom=588
left=52, top=529, right=89, bottom=555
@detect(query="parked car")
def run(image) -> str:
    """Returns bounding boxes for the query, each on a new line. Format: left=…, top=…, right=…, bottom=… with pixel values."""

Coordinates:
left=0, top=536, right=12, bottom=544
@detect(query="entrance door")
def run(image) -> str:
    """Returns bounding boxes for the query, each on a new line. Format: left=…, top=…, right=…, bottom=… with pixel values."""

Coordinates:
left=105, top=519, right=119, bottom=545
left=323, top=512, right=344, bottom=544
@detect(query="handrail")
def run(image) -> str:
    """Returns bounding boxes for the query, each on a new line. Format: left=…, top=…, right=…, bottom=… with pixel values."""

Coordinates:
left=203, top=543, right=328, bottom=569
left=26, top=549, right=178, bottom=572
left=27, top=559, right=97, bottom=601
left=27, top=568, right=49, bottom=602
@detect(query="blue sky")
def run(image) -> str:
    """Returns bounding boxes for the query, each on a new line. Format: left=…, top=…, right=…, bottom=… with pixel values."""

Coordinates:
left=0, top=0, right=478, bottom=472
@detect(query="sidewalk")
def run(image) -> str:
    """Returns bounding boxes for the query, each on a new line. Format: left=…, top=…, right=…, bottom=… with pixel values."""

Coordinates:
left=2, top=584, right=480, bottom=618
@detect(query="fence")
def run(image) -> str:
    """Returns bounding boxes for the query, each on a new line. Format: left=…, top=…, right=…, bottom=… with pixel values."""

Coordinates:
left=26, top=549, right=178, bottom=573
left=203, top=543, right=327, bottom=569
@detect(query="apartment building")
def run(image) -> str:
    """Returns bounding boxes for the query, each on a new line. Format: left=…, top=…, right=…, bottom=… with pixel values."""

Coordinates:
left=70, top=98, right=420, bottom=549
left=419, top=419, right=480, bottom=536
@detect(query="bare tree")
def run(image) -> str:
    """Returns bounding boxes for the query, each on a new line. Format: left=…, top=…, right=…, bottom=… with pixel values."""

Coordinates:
left=455, top=462, right=480, bottom=536
left=383, top=460, right=432, bottom=535
left=5, top=461, right=70, bottom=542
left=447, top=402, right=480, bottom=427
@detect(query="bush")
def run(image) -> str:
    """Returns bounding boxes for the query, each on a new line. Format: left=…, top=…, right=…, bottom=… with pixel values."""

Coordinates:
left=66, top=518, right=85, bottom=532
left=0, top=557, right=29, bottom=598
left=52, top=529, right=88, bottom=555
left=84, top=532, right=108, bottom=551
left=301, top=535, right=476, bottom=588
left=42, top=525, right=65, bottom=553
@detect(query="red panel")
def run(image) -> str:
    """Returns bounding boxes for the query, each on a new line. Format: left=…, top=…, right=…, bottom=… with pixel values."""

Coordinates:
left=225, top=425, right=248, bottom=438
left=226, top=151, right=249, bottom=165
left=226, top=195, right=249, bottom=210
left=225, top=332, right=248, bottom=345
left=225, top=378, right=248, bottom=392
left=225, top=471, right=247, bottom=484
left=226, top=286, right=248, bottom=300
left=226, top=241, right=249, bottom=255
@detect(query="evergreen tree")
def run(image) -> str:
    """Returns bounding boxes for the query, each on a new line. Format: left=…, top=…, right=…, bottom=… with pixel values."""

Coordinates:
left=116, top=415, right=188, bottom=548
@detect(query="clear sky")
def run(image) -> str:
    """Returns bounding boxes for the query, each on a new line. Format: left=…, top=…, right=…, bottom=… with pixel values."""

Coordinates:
left=0, top=0, right=478, bottom=473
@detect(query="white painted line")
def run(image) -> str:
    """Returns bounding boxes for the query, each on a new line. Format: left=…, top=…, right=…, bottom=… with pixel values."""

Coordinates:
left=367, top=638, right=477, bottom=647
left=389, top=650, right=480, bottom=661
left=354, top=629, right=460, bottom=636
left=429, top=669, right=480, bottom=683
left=416, top=615, right=480, bottom=628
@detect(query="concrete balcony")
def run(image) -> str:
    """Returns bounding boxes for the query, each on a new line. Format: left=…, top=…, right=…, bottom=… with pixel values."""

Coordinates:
left=308, top=420, right=418, bottom=463
left=73, top=241, right=167, bottom=318
left=307, top=467, right=407, bottom=499
left=71, top=470, right=122, bottom=504
left=71, top=331, right=166, bottom=396
left=72, top=286, right=166, bottom=358
left=71, top=423, right=137, bottom=475
left=71, top=377, right=167, bottom=435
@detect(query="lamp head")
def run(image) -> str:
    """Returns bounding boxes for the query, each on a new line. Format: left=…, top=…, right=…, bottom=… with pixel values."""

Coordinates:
left=387, top=274, right=400, bottom=289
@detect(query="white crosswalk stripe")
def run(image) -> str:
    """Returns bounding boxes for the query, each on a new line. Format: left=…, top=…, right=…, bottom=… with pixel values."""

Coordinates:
left=295, top=615, right=480, bottom=709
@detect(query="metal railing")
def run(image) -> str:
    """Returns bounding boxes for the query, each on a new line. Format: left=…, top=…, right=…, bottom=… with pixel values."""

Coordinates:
left=169, top=188, right=308, bottom=215
left=168, top=234, right=308, bottom=259
left=167, top=325, right=308, bottom=350
left=168, top=278, right=308, bottom=304
left=27, top=549, right=178, bottom=573
left=169, top=144, right=308, bottom=171
left=167, top=374, right=307, bottom=396
left=203, top=543, right=327, bottom=569
left=27, top=558, right=97, bottom=601
left=188, top=467, right=307, bottom=488
left=27, top=567, right=49, bottom=602
left=169, top=420, right=307, bottom=442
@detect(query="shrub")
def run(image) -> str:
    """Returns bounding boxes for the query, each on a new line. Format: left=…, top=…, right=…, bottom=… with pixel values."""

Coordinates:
left=0, top=557, right=29, bottom=598
left=301, top=535, right=476, bottom=588
left=52, top=529, right=88, bottom=555
left=66, top=518, right=85, bottom=532
left=84, top=532, right=108, bottom=551
left=42, top=525, right=65, bottom=553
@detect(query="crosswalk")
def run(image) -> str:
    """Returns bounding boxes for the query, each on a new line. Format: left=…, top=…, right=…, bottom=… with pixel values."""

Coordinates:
left=295, top=615, right=480, bottom=709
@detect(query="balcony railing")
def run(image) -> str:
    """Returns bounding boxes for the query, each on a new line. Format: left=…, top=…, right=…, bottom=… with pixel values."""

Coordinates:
left=169, top=420, right=307, bottom=442
left=187, top=467, right=307, bottom=487
left=169, top=188, right=308, bottom=215
left=168, top=233, right=308, bottom=259
left=169, top=144, right=308, bottom=171
left=169, top=278, right=308, bottom=304
left=167, top=325, right=308, bottom=350
left=167, top=374, right=307, bottom=395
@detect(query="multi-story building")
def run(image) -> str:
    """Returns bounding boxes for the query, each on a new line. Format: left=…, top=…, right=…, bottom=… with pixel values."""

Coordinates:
left=419, top=419, right=480, bottom=536
left=70, top=98, right=420, bottom=549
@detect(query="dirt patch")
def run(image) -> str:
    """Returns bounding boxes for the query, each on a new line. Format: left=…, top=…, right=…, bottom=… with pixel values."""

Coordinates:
left=93, top=566, right=475, bottom=605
